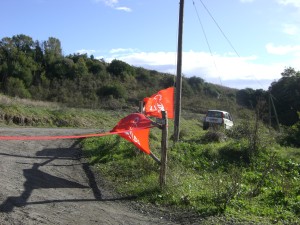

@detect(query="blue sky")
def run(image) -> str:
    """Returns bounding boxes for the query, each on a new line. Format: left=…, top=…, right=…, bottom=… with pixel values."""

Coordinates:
left=1, top=0, right=300, bottom=90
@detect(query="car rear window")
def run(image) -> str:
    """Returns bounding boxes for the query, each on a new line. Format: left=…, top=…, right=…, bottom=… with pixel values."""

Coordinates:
left=207, top=111, right=223, bottom=118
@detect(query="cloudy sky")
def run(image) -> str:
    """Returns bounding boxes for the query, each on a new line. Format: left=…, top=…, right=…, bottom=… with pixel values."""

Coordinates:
left=1, top=0, right=300, bottom=90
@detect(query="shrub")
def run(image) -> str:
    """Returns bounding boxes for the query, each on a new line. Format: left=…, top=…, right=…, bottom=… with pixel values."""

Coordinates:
left=219, top=141, right=251, bottom=164
left=279, top=113, right=300, bottom=147
left=201, top=131, right=226, bottom=143
left=5, top=77, right=31, bottom=98
left=97, top=84, right=126, bottom=99
left=226, top=122, right=252, bottom=140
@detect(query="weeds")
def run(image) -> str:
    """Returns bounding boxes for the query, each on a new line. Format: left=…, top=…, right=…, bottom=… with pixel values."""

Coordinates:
left=82, top=115, right=300, bottom=224
left=1, top=94, right=298, bottom=224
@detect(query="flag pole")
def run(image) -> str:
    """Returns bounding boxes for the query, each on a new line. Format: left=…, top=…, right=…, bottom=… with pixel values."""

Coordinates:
left=150, top=152, right=161, bottom=164
left=174, top=0, right=184, bottom=142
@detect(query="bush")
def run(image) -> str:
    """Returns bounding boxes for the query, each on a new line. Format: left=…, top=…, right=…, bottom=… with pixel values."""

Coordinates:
left=226, top=122, right=252, bottom=140
left=97, top=84, right=127, bottom=99
left=219, top=141, right=251, bottom=164
left=201, top=131, right=226, bottom=143
left=5, top=77, right=31, bottom=99
left=279, top=113, right=300, bottom=147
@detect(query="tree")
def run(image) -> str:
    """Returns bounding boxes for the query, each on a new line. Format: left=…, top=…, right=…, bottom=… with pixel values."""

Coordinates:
left=32, top=41, right=45, bottom=85
left=107, top=59, right=135, bottom=79
left=97, top=83, right=127, bottom=99
left=43, top=37, right=63, bottom=79
left=5, top=77, right=31, bottom=98
left=44, top=37, right=62, bottom=58
left=86, top=57, right=105, bottom=76
left=0, top=37, right=16, bottom=84
left=0, top=36, right=36, bottom=89
left=74, top=57, right=88, bottom=78
left=270, top=67, right=300, bottom=126
left=51, top=58, right=75, bottom=79
left=187, top=76, right=204, bottom=93
left=281, top=67, right=297, bottom=77
left=12, top=34, right=34, bottom=55
left=236, top=88, right=267, bottom=109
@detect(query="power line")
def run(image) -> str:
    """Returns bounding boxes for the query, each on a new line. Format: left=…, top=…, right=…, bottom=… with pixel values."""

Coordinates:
left=198, top=0, right=240, bottom=58
left=192, top=0, right=267, bottom=90
left=192, top=0, right=223, bottom=87
left=192, top=1, right=215, bottom=64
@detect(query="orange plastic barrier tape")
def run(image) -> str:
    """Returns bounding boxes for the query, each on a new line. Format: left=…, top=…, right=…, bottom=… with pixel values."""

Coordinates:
left=0, top=127, right=154, bottom=141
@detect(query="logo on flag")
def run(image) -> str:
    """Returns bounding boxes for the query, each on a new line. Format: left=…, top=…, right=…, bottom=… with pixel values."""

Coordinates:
left=143, top=87, right=174, bottom=119
left=110, top=113, right=152, bottom=154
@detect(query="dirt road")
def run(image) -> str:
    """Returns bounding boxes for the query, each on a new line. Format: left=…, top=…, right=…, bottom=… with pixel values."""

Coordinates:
left=0, top=128, right=177, bottom=225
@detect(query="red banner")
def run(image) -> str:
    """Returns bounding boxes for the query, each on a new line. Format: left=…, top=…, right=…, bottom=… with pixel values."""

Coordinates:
left=143, top=87, right=174, bottom=119
left=110, top=113, right=152, bottom=154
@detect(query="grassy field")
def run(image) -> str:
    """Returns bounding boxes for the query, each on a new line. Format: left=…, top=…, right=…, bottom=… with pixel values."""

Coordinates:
left=0, top=94, right=127, bottom=129
left=1, top=94, right=299, bottom=224
left=83, top=115, right=300, bottom=224
left=82, top=116, right=300, bottom=224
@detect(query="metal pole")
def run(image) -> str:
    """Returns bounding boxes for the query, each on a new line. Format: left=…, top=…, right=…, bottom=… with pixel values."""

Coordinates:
left=174, top=0, right=184, bottom=142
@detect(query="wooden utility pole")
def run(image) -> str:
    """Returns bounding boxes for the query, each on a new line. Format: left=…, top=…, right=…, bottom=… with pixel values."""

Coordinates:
left=160, top=111, right=168, bottom=188
left=174, top=0, right=184, bottom=142
left=270, top=94, right=281, bottom=132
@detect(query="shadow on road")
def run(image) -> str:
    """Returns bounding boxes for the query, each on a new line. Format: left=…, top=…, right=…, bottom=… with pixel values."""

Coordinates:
left=0, top=140, right=135, bottom=213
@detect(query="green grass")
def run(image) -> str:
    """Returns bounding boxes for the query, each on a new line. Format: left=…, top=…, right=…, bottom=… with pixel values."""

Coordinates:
left=82, top=117, right=300, bottom=224
left=0, top=94, right=125, bottom=128
left=1, top=94, right=299, bottom=224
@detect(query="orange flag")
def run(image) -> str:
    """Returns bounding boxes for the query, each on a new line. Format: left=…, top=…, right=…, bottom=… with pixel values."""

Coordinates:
left=143, top=87, right=174, bottom=119
left=110, top=113, right=152, bottom=154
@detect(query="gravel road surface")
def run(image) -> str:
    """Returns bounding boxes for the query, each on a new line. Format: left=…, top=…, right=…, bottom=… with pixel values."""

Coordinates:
left=0, top=128, right=177, bottom=225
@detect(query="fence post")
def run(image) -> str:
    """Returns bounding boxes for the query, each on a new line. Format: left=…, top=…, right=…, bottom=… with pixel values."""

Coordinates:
left=160, top=111, right=168, bottom=188
left=139, top=101, right=143, bottom=113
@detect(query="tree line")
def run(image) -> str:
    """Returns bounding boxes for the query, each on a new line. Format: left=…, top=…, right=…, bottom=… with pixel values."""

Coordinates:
left=0, top=34, right=235, bottom=111
left=0, top=34, right=299, bottom=127
left=236, top=67, right=300, bottom=126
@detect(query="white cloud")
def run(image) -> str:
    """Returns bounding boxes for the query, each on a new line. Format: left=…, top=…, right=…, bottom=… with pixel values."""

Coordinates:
left=107, top=51, right=178, bottom=74
left=101, top=0, right=119, bottom=7
left=282, top=23, right=299, bottom=35
left=110, top=48, right=136, bottom=54
left=103, top=49, right=289, bottom=89
left=93, top=0, right=117, bottom=6
left=116, top=7, right=132, bottom=12
left=94, top=0, right=132, bottom=12
left=76, top=49, right=96, bottom=55
left=277, top=0, right=300, bottom=8
left=180, top=52, right=282, bottom=82
left=266, top=43, right=300, bottom=55
left=239, top=0, right=255, bottom=3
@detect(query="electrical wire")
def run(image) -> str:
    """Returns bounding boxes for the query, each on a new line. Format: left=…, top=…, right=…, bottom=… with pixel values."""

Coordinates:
left=198, top=0, right=240, bottom=58
left=192, top=0, right=267, bottom=91
left=192, top=0, right=223, bottom=87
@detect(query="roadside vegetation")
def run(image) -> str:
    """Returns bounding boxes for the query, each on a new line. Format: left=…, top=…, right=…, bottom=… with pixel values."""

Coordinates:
left=82, top=116, right=300, bottom=224
left=2, top=94, right=299, bottom=224
left=0, top=94, right=125, bottom=129
left=1, top=34, right=300, bottom=224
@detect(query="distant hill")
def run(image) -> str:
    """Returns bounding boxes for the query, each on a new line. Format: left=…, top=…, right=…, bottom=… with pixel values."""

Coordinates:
left=1, top=34, right=299, bottom=126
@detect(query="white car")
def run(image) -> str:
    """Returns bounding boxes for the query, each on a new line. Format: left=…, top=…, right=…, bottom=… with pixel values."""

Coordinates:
left=203, top=110, right=234, bottom=130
